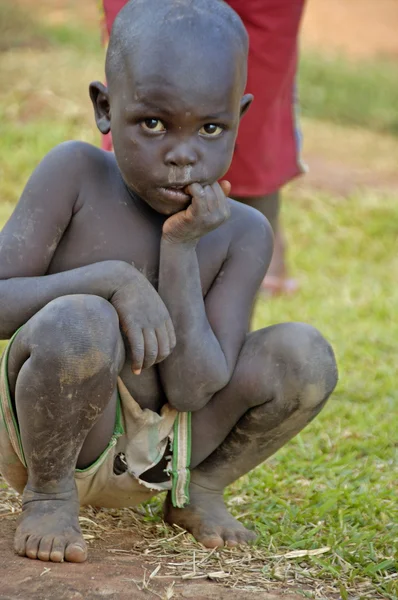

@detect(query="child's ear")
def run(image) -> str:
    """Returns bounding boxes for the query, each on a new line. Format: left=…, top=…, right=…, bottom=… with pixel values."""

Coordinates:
left=89, top=81, right=111, bottom=134
left=240, top=93, right=253, bottom=119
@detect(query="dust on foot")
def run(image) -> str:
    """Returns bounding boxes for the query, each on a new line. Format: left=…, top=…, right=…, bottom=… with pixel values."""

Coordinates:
left=164, top=483, right=256, bottom=548
left=14, top=486, right=87, bottom=563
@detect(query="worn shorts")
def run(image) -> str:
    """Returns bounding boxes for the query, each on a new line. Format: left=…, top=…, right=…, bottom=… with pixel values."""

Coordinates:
left=0, top=333, right=191, bottom=509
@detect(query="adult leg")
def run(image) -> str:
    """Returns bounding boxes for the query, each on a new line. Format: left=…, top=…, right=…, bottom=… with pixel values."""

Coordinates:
left=232, top=191, right=280, bottom=232
left=7, top=294, right=124, bottom=562
left=233, top=191, right=297, bottom=295
left=165, top=322, right=338, bottom=547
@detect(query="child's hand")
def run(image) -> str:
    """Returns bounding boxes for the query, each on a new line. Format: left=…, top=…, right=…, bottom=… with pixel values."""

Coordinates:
left=110, top=269, right=176, bottom=374
left=162, top=180, right=231, bottom=244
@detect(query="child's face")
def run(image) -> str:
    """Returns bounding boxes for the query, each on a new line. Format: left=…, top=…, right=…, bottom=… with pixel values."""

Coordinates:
left=100, top=44, right=249, bottom=215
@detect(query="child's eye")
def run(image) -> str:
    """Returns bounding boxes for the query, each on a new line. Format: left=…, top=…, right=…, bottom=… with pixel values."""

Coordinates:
left=141, top=118, right=166, bottom=132
left=199, top=124, right=224, bottom=137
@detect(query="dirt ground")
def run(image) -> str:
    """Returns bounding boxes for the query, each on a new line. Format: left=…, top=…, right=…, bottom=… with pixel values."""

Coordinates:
left=1, top=1, right=398, bottom=599
left=302, top=0, right=398, bottom=59
left=0, top=512, right=304, bottom=600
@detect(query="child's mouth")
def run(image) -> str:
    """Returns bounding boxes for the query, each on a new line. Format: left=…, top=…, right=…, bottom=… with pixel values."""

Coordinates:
left=159, top=186, right=191, bottom=203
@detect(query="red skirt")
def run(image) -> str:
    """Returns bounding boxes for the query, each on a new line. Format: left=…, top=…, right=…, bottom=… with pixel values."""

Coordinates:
left=101, top=0, right=306, bottom=196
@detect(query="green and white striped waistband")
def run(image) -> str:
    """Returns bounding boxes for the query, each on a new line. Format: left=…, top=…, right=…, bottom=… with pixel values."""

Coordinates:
left=169, top=411, right=191, bottom=508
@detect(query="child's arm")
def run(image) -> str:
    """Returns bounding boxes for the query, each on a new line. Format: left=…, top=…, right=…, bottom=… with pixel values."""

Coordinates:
left=158, top=182, right=273, bottom=411
left=0, top=142, right=175, bottom=366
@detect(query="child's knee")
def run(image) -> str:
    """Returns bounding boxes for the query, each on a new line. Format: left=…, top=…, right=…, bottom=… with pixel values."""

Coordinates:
left=21, top=295, right=123, bottom=382
left=242, top=323, right=337, bottom=412
left=268, top=322, right=338, bottom=410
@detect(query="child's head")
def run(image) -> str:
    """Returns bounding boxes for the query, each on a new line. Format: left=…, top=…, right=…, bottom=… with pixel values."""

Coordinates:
left=90, top=0, right=252, bottom=215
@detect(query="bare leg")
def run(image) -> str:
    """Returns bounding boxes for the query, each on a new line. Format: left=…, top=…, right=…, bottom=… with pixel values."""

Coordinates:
left=7, top=295, right=124, bottom=562
left=165, top=323, right=338, bottom=547
left=233, top=191, right=297, bottom=293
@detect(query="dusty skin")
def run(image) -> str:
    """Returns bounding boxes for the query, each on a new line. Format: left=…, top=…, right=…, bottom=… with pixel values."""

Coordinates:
left=0, top=0, right=337, bottom=562
left=15, top=488, right=87, bottom=562
left=164, top=482, right=257, bottom=548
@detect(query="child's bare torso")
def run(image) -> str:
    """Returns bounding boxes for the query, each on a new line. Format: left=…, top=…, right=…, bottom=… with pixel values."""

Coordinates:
left=46, top=144, right=237, bottom=412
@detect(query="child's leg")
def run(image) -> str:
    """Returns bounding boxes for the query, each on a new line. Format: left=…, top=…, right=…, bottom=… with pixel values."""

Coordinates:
left=165, top=322, right=338, bottom=547
left=7, top=294, right=124, bottom=562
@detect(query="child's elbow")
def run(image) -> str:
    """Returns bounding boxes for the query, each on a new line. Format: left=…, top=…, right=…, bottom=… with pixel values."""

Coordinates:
left=168, top=393, right=209, bottom=413
left=168, top=376, right=230, bottom=413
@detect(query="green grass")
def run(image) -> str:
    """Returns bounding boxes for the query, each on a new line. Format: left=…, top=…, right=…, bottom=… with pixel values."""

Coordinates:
left=0, top=0, right=100, bottom=53
left=299, top=51, right=398, bottom=135
left=247, top=190, right=398, bottom=598
left=0, top=4, right=103, bottom=203
left=0, top=4, right=397, bottom=598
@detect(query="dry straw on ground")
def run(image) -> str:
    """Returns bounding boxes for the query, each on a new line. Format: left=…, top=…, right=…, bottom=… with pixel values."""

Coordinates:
left=79, top=504, right=388, bottom=600
left=0, top=479, right=393, bottom=599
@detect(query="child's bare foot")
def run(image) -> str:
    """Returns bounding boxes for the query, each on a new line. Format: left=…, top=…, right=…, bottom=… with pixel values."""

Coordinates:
left=164, top=482, right=256, bottom=548
left=14, top=487, right=87, bottom=562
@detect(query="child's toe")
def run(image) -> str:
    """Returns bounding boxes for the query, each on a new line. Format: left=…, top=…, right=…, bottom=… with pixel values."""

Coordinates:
left=65, top=539, right=87, bottom=563
left=25, top=534, right=40, bottom=559
left=37, top=535, right=54, bottom=561
left=50, top=536, right=66, bottom=562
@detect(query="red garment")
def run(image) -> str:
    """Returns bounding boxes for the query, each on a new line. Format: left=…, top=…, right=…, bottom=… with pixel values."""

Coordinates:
left=101, top=0, right=306, bottom=196
left=102, top=0, right=127, bottom=35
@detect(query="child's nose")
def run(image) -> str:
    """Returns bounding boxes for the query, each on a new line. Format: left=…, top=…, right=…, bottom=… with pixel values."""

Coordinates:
left=164, top=142, right=197, bottom=167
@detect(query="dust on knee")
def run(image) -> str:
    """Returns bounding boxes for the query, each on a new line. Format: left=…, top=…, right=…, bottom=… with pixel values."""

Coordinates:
left=24, top=295, right=123, bottom=385
left=267, top=322, right=338, bottom=412
left=285, top=323, right=338, bottom=410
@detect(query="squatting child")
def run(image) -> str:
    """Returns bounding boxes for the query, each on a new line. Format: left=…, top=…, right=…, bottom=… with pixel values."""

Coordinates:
left=0, top=0, right=337, bottom=563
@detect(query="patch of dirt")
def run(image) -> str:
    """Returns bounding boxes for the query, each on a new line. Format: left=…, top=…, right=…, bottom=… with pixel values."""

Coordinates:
left=301, top=0, right=398, bottom=60
left=291, top=118, right=398, bottom=198
left=0, top=514, right=303, bottom=600
left=297, top=154, right=398, bottom=197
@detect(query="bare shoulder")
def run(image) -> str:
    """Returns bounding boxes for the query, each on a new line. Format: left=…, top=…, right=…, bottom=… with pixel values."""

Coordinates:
left=59, top=140, right=112, bottom=169
left=0, top=142, right=114, bottom=279
left=16, top=140, right=116, bottom=214
left=38, top=140, right=110, bottom=182
left=47, top=139, right=104, bottom=160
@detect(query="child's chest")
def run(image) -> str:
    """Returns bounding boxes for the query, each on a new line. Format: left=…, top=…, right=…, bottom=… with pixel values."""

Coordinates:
left=48, top=188, right=228, bottom=294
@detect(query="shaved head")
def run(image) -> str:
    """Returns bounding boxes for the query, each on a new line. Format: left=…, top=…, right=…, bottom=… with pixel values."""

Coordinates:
left=90, top=0, right=253, bottom=211
left=105, top=0, right=249, bottom=91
